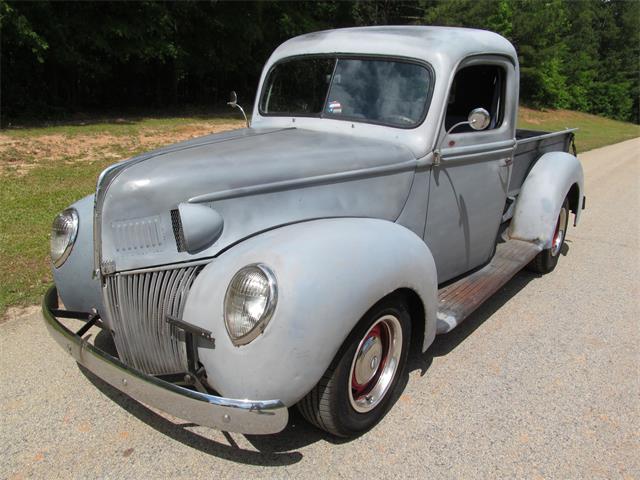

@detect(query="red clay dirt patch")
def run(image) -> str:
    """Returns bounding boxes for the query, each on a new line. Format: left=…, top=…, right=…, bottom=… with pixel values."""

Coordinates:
left=0, top=121, right=244, bottom=176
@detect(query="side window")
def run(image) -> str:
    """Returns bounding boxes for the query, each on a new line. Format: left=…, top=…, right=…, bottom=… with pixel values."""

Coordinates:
left=445, top=65, right=505, bottom=132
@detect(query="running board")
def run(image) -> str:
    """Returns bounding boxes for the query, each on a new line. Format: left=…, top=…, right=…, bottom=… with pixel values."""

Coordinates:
left=436, top=239, right=541, bottom=334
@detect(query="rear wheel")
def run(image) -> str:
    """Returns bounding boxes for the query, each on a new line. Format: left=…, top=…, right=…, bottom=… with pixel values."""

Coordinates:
left=297, top=296, right=411, bottom=437
left=527, top=198, right=570, bottom=274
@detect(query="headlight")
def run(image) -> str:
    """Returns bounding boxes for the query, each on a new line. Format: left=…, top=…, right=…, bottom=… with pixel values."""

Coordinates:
left=224, top=264, right=277, bottom=346
left=50, top=208, right=79, bottom=268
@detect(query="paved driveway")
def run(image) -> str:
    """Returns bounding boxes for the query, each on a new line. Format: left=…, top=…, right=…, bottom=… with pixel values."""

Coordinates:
left=1, top=138, right=638, bottom=479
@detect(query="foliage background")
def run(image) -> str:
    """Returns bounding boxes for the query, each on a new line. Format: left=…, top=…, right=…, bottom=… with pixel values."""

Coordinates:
left=1, top=0, right=639, bottom=125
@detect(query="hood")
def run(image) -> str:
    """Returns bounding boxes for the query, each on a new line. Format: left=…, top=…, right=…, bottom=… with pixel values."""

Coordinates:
left=99, top=127, right=417, bottom=272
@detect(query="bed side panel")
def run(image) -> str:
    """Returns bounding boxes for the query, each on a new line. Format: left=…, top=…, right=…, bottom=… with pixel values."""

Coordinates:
left=509, top=130, right=573, bottom=196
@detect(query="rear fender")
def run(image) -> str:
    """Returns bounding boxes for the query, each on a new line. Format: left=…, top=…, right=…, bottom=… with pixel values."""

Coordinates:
left=182, top=218, right=438, bottom=406
left=508, top=151, right=584, bottom=249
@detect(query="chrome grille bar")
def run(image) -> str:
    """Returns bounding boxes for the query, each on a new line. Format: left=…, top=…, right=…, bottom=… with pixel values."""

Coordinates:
left=104, top=265, right=202, bottom=375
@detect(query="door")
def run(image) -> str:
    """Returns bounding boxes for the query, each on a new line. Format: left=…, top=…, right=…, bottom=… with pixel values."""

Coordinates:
left=424, top=59, right=516, bottom=283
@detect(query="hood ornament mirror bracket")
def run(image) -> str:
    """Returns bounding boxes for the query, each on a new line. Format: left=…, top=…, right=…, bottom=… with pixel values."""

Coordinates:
left=227, top=91, right=250, bottom=128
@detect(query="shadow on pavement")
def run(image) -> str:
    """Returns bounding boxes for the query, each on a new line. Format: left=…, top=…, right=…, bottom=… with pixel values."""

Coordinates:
left=409, top=270, right=538, bottom=376
left=81, top=365, right=313, bottom=464
left=80, top=268, right=540, bottom=463
left=80, top=363, right=347, bottom=464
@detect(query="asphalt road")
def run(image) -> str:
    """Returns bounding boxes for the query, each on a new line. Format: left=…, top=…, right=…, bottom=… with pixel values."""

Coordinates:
left=2, top=138, right=638, bottom=479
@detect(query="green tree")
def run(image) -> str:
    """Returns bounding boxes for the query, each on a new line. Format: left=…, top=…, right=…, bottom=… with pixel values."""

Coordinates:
left=1, top=0, right=638, bottom=123
left=561, top=0, right=599, bottom=112
left=589, top=0, right=638, bottom=122
left=509, top=0, right=570, bottom=108
left=422, top=0, right=571, bottom=109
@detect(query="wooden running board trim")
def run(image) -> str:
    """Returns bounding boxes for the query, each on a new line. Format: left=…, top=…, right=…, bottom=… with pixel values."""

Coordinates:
left=436, top=239, right=541, bottom=334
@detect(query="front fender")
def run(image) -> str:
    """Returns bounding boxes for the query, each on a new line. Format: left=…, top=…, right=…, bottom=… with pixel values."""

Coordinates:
left=52, top=194, right=104, bottom=316
left=508, top=151, right=584, bottom=249
left=182, top=218, right=438, bottom=406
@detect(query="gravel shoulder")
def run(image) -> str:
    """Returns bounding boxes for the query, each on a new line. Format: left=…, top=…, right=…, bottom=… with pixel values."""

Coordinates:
left=1, top=138, right=638, bottom=479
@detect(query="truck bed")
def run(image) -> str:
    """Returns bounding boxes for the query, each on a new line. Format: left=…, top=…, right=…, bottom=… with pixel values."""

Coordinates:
left=508, top=129, right=576, bottom=196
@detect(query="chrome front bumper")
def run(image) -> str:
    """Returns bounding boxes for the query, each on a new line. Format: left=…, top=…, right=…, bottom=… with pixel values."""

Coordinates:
left=42, top=286, right=289, bottom=435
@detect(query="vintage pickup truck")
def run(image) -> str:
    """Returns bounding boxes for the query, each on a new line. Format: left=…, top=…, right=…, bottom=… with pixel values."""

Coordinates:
left=44, top=26, right=585, bottom=438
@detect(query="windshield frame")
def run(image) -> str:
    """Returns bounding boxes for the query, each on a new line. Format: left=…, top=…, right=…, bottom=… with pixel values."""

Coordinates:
left=258, top=54, right=436, bottom=130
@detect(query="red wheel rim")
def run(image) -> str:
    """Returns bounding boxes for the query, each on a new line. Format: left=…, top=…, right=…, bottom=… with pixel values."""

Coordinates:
left=348, top=315, right=403, bottom=413
left=551, top=206, right=567, bottom=257
left=351, top=324, right=389, bottom=398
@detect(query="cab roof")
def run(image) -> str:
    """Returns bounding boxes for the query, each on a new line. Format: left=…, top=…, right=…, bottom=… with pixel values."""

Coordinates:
left=268, top=26, right=517, bottom=68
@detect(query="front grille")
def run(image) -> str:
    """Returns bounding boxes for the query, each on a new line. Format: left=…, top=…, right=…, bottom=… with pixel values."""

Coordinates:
left=104, top=265, right=203, bottom=375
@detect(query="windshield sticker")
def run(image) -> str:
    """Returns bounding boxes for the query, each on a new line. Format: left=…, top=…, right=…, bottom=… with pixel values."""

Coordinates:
left=328, top=101, right=342, bottom=114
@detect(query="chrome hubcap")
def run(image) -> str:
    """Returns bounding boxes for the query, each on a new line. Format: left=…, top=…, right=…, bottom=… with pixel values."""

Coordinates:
left=370, top=356, right=379, bottom=371
left=353, top=335, right=383, bottom=386
left=349, top=315, right=402, bottom=413
left=551, top=206, right=568, bottom=257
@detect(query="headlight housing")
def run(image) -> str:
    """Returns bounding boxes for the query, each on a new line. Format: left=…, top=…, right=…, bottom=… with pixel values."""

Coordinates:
left=50, top=208, right=79, bottom=268
left=224, top=264, right=277, bottom=346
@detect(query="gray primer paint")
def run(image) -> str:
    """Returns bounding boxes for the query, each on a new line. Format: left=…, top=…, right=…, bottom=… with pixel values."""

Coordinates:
left=252, top=27, right=518, bottom=158
left=52, top=195, right=105, bottom=320
left=50, top=27, right=585, bottom=405
left=177, top=203, right=224, bottom=253
left=182, top=218, right=438, bottom=406
left=99, top=128, right=416, bottom=272
left=508, top=151, right=584, bottom=247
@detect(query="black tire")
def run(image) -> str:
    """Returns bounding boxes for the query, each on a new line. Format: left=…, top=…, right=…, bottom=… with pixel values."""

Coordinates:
left=297, top=295, right=411, bottom=438
left=527, top=198, right=570, bottom=274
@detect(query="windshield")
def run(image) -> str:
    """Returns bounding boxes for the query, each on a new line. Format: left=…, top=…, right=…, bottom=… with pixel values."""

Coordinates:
left=259, top=56, right=432, bottom=128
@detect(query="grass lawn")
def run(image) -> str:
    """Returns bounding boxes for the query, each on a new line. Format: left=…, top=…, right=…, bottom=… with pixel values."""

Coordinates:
left=518, top=107, right=640, bottom=152
left=0, top=115, right=245, bottom=318
left=0, top=109, right=638, bottom=318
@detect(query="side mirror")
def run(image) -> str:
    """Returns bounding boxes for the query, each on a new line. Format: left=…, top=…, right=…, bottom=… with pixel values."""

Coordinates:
left=227, top=90, right=238, bottom=108
left=226, top=90, right=249, bottom=128
left=434, top=107, right=492, bottom=166
left=467, top=108, right=491, bottom=131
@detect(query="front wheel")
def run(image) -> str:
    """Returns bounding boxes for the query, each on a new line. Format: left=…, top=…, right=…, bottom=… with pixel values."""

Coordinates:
left=527, top=198, right=570, bottom=274
left=297, top=295, right=411, bottom=437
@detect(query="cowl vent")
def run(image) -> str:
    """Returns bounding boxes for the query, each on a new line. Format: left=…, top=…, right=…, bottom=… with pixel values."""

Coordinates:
left=171, top=203, right=224, bottom=253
